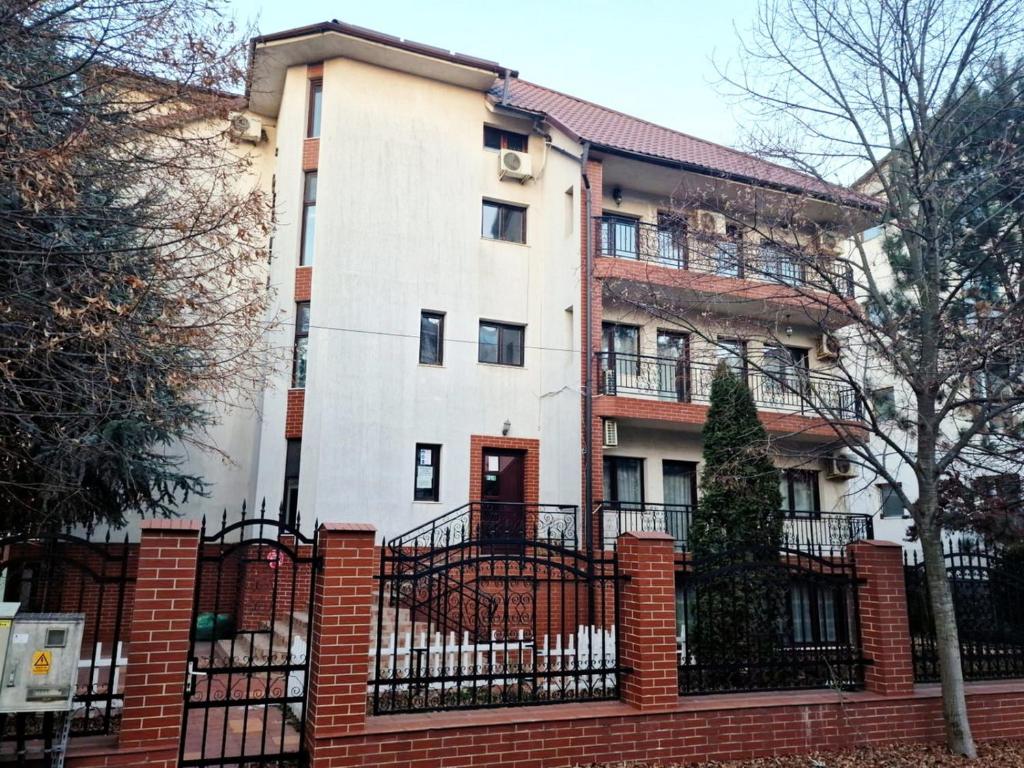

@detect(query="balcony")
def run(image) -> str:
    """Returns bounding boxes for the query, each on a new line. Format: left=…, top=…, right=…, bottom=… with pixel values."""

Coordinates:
left=596, top=352, right=862, bottom=421
left=594, top=216, right=854, bottom=298
left=598, top=501, right=873, bottom=554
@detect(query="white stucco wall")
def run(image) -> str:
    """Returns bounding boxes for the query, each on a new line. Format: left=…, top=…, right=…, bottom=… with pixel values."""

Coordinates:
left=253, top=59, right=584, bottom=539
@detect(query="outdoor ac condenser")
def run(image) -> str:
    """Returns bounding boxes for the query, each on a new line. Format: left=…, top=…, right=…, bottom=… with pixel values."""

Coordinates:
left=0, top=603, right=84, bottom=714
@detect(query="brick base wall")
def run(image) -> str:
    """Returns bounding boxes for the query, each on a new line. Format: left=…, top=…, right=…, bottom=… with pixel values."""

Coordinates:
left=302, top=682, right=1024, bottom=768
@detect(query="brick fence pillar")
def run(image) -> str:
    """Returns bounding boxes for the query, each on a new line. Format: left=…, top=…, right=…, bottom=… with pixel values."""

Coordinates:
left=305, top=523, right=377, bottom=761
left=117, top=520, right=201, bottom=765
left=849, top=539, right=915, bottom=695
left=617, top=531, right=679, bottom=710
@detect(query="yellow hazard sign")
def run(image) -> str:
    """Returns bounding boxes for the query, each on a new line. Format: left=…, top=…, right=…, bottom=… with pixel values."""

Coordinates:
left=31, top=651, right=51, bottom=675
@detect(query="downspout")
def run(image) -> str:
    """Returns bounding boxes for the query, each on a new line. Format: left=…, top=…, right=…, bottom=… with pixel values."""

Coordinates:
left=580, top=142, right=593, bottom=557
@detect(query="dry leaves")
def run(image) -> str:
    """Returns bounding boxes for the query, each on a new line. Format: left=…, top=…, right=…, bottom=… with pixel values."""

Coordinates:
left=582, top=740, right=1024, bottom=767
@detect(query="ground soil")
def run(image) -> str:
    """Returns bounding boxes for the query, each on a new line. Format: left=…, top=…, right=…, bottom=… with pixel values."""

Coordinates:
left=582, top=740, right=1024, bottom=767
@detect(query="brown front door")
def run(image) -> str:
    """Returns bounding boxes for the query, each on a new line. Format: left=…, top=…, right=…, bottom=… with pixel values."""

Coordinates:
left=480, top=449, right=526, bottom=544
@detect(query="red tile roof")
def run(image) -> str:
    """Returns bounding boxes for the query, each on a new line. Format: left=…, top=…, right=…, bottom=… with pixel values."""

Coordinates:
left=495, top=79, right=875, bottom=209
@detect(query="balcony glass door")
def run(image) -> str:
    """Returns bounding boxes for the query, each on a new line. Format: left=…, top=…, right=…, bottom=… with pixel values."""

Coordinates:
left=763, top=345, right=810, bottom=408
left=781, top=469, right=820, bottom=519
left=601, top=322, right=639, bottom=392
left=656, top=212, right=687, bottom=267
left=656, top=330, right=689, bottom=402
left=662, top=460, right=696, bottom=547
left=603, top=457, right=644, bottom=543
left=601, top=215, right=639, bottom=259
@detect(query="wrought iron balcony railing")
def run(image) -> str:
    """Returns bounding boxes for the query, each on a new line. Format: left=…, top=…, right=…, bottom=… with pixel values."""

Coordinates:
left=596, top=352, right=862, bottom=421
left=595, top=216, right=854, bottom=298
left=598, top=501, right=873, bottom=554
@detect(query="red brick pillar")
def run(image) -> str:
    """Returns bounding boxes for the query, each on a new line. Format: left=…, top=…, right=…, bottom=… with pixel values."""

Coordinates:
left=305, top=523, right=377, bottom=760
left=850, top=539, right=915, bottom=695
left=617, top=531, right=679, bottom=710
left=118, top=520, right=201, bottom=765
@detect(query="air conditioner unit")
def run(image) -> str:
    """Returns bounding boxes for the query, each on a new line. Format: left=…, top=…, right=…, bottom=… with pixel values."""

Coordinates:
left=499, top=149, right=532, bottom=181
left=816, top=334, right=841, bottom=361
left=228, top=113, right=263, bottom=143
left=825, top=452, right=857, bottom=480
left=602, top=418, right=619, bottom=448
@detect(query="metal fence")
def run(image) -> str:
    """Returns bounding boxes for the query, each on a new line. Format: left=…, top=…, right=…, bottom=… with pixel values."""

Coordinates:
left=0, top=528, right=136, bottom=748
left=370, top=504, right=620, bottom=714
left=596, top=352, right=862, bottom=421
left=594, top=216, right=855, bottom=297
left=905, top=540, right=1024, bottom=682
left=598, top=501, right=873, bottom=555
left=676, top=545, right=864, bottom=694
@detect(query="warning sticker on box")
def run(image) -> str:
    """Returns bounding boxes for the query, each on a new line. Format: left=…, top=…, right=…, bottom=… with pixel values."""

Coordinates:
left=31, top=651, right=51, bottom=675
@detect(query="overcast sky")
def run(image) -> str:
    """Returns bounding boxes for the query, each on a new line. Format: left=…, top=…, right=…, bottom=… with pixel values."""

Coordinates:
left=229, top=0, right=759, bottom=150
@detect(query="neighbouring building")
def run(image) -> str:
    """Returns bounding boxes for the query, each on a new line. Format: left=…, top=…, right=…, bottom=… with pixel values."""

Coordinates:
left=195, top=20, right=883, bottom=551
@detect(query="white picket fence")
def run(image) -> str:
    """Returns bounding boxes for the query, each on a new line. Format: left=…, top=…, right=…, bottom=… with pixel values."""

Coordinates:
left=369, top=624, right=617, bottom=692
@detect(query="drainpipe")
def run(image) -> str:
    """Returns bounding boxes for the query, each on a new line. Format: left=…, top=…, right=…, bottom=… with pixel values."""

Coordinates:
left=580, top=142, right=593, bottom=557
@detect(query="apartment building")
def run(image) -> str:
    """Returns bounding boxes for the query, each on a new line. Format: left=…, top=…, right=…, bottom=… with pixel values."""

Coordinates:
left=207, top=20, right=878, bottom=546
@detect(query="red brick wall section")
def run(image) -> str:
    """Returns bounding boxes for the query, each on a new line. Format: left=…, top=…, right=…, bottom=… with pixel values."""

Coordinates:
left=617, top=531, right=679, bottom=710
left=286, top=388, right=305, bottom=438
left=306, top=523, right=378, bottom=760
left=295, top=265, right=312, bottom=301
left=594, top=393, right=864, bottom=442
left=303, top=138, right=320, bottom=171
left=296, top=682, right=1024, bottom=767
left=581, top=160, right=605, bottom=512
left=850, top=539, right=915, bottom=695
left=115, top=520, right=200, bottom=764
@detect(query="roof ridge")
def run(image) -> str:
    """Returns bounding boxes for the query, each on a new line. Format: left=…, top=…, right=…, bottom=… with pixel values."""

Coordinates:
left=509, top=77, right=856, bottom=198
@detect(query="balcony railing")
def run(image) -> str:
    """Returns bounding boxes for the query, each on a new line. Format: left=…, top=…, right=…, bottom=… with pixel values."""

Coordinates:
left=595, top=216, right=854, bottom=297
left=598, top=501, right=873, bottom=554
left=596, top=352, right=862, bottom=420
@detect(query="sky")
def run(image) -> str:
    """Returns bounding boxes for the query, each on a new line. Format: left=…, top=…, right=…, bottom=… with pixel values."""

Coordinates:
left=228, top=0, right=762, bottom=150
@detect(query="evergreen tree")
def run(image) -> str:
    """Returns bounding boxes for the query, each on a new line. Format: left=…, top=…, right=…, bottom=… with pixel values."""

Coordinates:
left=690, top=364, right=783, bottom=555
left=687, top=364, right=785, bottom=690
left=0, top=2, right=271, bottom=531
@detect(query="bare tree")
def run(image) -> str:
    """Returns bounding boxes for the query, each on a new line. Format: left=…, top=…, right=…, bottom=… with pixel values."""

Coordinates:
left=0, top=1, right=274, bottom=531
left=602, top=0, right=1024, bottom=757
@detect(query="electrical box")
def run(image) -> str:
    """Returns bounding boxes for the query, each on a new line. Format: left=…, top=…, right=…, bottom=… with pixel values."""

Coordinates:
left=0, top=604, right=84, bottom=713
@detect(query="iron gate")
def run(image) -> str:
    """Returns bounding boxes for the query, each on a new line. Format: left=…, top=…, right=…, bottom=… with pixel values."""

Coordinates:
left=179, top=506, right=320, bottom=767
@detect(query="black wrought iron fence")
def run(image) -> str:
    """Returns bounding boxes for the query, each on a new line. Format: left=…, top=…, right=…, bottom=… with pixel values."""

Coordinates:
left=0, top=528, right=136, bottom=747
left=371, top=515, right=620, bottom=714
left=598, top=502, right=872, bottom=555
left=905, top=540, right=1024, bottom=682
left=676, top=546, right=864, bottom=694
left=596, top=352, right=862, bottom=420
left=594, top=216, right=855, bottom=297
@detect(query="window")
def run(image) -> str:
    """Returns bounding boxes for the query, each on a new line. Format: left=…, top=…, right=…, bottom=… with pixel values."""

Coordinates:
left=478, top=321, right=525, bottom=366
left=780, top=469, right=820, bottom=517
left=482, top=200, right=526, bottom=243
left=414, top=444, right=441, bottom=502
left=879, top=483, right=905, bottom=519
left=603, top=457, right=644, bottom=504
left=870, top=386, right=896, bottom=420
left=307, top=80, right=323, bottom=138
left=419, top=311, right=445, bottom=365
left=283, top=438, right=301, bottom=527
left=483, top=126, right=528, bottom=151
left=293, top=302, right=310, bottom=388
left=300, top=172, right=317, bottom=265
left=791, top=583, right=849, bottom=645
left=716, top=338, right=748, bottom=381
